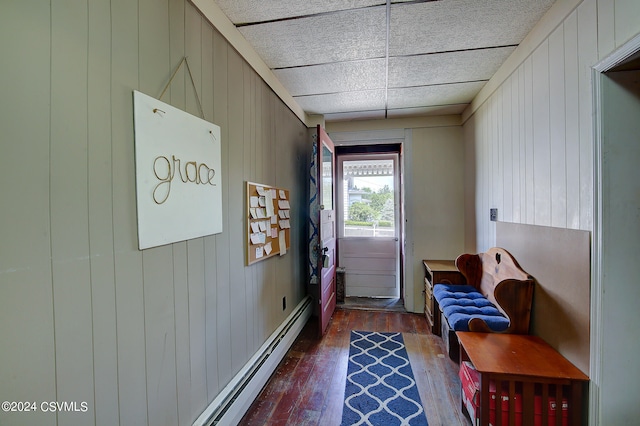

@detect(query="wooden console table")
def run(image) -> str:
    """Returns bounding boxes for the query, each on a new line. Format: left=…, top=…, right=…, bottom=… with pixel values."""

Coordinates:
left=457, top=332, right=589, bottom=426
left=422, top=260, right=465, bottom=334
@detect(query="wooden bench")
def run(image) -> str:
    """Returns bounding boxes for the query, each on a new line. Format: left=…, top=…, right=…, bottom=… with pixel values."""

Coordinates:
left=434, top=247, right=534, bottom=359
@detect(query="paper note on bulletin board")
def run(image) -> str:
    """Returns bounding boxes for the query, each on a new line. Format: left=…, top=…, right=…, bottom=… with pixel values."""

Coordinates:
left=247, top=181, right=291, bottom=265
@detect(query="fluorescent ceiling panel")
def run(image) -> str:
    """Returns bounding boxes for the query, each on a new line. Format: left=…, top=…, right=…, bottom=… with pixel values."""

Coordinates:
left=238, top=7, right=386, bottom=68
left=295, top=90, right=386, bottom=115
left=215, top=0, right=383, bottom=24
left=389, top=0, right=555, bottom=56
left=273, top=59, right=386, bottom=96
left=388, top=46, right=516, bottom=88
left=387, top=81, right=486, bottom=109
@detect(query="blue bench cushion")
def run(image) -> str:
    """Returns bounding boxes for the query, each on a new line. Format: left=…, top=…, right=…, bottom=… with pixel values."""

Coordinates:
left=433, top=284, right=509, bottom=332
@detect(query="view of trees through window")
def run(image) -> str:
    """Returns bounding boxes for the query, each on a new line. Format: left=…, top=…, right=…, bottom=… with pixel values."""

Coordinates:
left=342, top=159, right=395, bottom=237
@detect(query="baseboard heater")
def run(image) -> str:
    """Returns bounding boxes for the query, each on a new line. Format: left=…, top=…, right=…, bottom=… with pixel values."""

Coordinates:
left=192, top=295, right=313, bottom=426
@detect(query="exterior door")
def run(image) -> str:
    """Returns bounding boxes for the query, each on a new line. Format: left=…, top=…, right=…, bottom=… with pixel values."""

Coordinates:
left=337, top=153, right=400, bottom=299
left=316, top=126, right=336, bottom=336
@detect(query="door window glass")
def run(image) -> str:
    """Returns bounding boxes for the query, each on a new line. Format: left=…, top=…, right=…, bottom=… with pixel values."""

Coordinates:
left=322, top=144, right=333, bottom=211
left=341, top=159, right=394, bottom=237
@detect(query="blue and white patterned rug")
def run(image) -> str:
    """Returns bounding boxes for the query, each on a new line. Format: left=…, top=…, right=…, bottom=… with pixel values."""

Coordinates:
left=341, top=331, right=429, bottom=426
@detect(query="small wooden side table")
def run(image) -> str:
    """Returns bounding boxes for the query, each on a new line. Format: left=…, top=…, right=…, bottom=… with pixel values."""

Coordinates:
left=423, top=260, right=465, bottom=334
left=457, top=332, right=589, bottom=426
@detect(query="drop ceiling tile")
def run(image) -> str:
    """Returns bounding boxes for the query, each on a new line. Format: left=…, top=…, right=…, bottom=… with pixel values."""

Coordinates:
left=273, top=59, right=386, bottom=96
left=389, top=0, right=555, bottom=56
left=215, top=0, right=383, bottom=24
left=388, top=46, right=515, bottom=88
left=238, top=7, right=386, bottom=68
left=387, top=81, right=486, bottom=109
left=294, top=90, right=386, bottom=115
left=387, top=104, right=468, bottom=118
left=324, top=110, right=387, bottom=122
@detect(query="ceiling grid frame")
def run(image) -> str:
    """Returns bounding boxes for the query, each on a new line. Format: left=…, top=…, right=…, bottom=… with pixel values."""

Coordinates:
left=205, top=0, right=557, bottom=122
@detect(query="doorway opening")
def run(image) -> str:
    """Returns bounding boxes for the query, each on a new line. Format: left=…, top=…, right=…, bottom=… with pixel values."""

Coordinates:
left=335, top=144, right=403, bottom=311
left=592, top=35, right=640, bottom=424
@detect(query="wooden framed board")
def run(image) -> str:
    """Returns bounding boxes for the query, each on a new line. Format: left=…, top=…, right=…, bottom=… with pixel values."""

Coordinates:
left=246, top=181, right=291, bottom=265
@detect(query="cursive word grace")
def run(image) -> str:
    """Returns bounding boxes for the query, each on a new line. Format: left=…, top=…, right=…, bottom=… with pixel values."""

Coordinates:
left=152, top=154, right=216, bottom=204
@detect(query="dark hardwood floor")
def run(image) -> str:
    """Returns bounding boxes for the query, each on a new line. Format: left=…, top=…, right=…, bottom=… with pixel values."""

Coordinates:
left=239, top=305, right=472, bottom=426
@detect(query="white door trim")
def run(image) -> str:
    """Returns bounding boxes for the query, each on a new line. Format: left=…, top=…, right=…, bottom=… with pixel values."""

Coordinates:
left=590, top=32, right=640, bottom=426
left=329, top=129, right=418, bottom=312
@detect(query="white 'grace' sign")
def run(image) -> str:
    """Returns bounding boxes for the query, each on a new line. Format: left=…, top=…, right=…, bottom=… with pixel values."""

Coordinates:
left=133, top=90, right=222, bottom=250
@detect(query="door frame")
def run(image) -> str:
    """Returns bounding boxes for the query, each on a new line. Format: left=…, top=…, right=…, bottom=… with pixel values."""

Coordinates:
left=591, top=33, right=640, bottom=426
left=327, top=129, right=417, bottom=311
left=335, top=150, right=401, bottom=300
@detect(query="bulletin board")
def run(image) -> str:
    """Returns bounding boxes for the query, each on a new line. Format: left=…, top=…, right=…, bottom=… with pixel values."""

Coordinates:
left=246, top=181, right=291, bottom=265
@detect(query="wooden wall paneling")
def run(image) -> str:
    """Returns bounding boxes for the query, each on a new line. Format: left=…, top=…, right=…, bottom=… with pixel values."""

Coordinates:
left=273, top=105, right=286, bottom=319
left=88, top=0, right=119, bottom=423
left=169, top=0, right=186, bottom=110
left=0, top=4, right=56, bottom=426
left=243, top=67, right=256, bottom=354
left=142, top=248, right=178, bottom=425
left=478, top=104, right=486, bottom=249
left=139, top=0, right=169, bottom=97
left=203, top=235, right=219, bottom=402
left=185, top=4, right=202, bottom=119
left=463, top=118, right=477, bottom=252
left=112, top=0, right=148, bottom=422
left=50, top=2, right=96, bottom=425
left=167, top=2, right=195, bottom=423
left=212, top=26, right=233, bottom=394
left=265, top=80, right=278, bottom=336
left=509, top=73, right=521, bottom=223
left=494, top=88, right=503, bottom=223
left=615, top=0, right=640, bottom=50
left=523, top=56, right=535, bottom=225
left=201, top=19, right=218, bottom=397
left=476, top=101, right=485, bottom=249
left=597, top=0, right=615, bottom=62
left=517, top=66, right=527, bottom=225
left=259, top=85, right=273, bottom=338
left=183, top=5, right=209, bottom=411
left=502, top=78, right=513, bottom=223
left=187, top=236, right=207, bottom=402
left=246, top=74, right=260, bottom=352
left=173, top=240, right=193, bottom=425
left=203, top=29, right=222, bottom=404
left=532, top=40, right=551, bottom=227
left=484, top=101, right=492, bottom=249
left=202, top=19, right=214, bottom=121
left=549, top=25, right=567, bottom=229
left=138, top=1, right=180, bottom=424
left=563, top=11, right=581, bottom=230
left=280, top=106, right=299, bottom=311
left=472, top=106, right=482, bottom=249
left=228, top=49, right=248, bottom=373
left=265, top=94, right=276, bottom=331
left=577, top=0, right=597, bottom=232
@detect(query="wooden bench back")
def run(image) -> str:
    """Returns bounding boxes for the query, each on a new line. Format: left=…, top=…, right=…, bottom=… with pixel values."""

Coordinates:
left=456, top=247, right=534, bottom=333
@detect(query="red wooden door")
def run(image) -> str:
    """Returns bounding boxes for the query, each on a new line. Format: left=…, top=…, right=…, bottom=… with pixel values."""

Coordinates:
left=316, top=125, right=336, bottom=336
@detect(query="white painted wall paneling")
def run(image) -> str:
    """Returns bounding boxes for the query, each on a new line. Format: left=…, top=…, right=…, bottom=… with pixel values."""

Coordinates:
left=0, top=2, right=309, bottom=426
left=0, top=3, right=56, bottom=426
